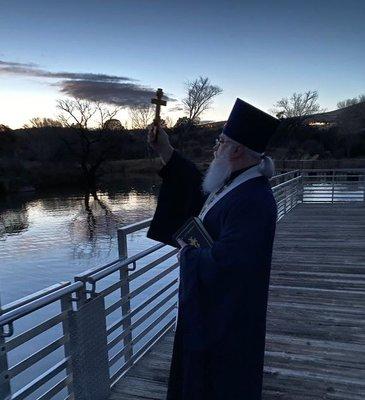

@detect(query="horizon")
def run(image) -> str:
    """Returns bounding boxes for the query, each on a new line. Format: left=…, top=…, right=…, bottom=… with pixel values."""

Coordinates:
left=0, top=0, right=364, bottom=128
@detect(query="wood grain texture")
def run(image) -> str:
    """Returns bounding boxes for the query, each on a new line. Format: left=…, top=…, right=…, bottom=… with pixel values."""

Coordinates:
left=109, top=203, right=365, bottom=399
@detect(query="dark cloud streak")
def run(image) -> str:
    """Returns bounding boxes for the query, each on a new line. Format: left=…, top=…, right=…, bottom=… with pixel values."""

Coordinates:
left=0, top=60, right=132, bottom=82
left=60, top=80, right=173, bottom=107
left=0, top=59, right=174, bottom=107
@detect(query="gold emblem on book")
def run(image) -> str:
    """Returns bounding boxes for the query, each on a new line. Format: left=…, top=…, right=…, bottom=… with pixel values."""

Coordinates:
left=188, top=237, right=200, bottom=248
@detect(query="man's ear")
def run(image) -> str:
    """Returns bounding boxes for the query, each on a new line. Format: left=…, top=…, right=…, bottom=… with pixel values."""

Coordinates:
left=230, top=144, right=244, bottom=159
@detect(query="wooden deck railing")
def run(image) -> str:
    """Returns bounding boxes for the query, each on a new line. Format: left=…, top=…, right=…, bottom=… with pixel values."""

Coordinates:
left=0, top=169, right=364, bottom=400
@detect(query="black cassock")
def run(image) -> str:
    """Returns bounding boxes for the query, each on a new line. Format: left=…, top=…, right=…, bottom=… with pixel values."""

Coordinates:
left=147, top=150, right=277, bottom=400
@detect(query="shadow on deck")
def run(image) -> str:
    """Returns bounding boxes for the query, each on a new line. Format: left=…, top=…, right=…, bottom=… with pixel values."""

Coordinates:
left=109, top=203, right=365, bottom=399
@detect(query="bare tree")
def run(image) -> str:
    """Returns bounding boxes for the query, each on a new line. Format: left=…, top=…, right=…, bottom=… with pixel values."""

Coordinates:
left=337, top=94, right=365, bottom=109
left=173, top=76, right=222, bottom=151
left=272, top=90, right=325, bottom=118
left=0, top=124, right=12, bottom=133
left=23, top=117, right=62, bottom=129
left=57, top=98, right=97, bottom=129
left=129, top=105, right=155, bottom=129
left=56, top=97, right=118, bottom=196
left=182, top=76, right=223, bottom=123
left=95, top=102, right=121, bottom=129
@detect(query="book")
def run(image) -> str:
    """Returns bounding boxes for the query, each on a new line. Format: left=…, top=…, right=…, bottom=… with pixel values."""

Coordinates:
left=173, top=217, right=213, bottom=248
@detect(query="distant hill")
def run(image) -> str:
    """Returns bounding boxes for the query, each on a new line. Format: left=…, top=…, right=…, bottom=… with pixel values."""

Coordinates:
left=302, top=101, right=365, bottom=134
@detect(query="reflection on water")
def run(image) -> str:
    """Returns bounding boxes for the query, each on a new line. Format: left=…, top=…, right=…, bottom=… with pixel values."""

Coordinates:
left=0, top=178, right=160, bottom=305
left=0, top=207, right=29, bottom=237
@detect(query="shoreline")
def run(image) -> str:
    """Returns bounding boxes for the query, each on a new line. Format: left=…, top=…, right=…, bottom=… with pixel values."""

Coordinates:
left=1, top=155, right=363, bottom=196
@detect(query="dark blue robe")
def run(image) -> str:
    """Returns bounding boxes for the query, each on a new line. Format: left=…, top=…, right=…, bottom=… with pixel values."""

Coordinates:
left=147, top=150, right=277, bottom=400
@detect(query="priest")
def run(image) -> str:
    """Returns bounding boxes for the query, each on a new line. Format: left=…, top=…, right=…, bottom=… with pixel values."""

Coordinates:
left=147, top=98, right=280, bottom=400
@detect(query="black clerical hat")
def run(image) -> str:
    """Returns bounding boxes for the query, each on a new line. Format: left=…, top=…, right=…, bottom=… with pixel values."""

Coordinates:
left=222, top=98, right=279, bottom=153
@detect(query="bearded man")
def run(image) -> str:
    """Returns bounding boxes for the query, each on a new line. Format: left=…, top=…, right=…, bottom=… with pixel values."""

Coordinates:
left=146, top=98, right=279, bottom=400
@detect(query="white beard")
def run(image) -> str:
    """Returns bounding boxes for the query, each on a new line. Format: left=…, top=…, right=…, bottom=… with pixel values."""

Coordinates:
left=202, top=154, right=233, bottom=194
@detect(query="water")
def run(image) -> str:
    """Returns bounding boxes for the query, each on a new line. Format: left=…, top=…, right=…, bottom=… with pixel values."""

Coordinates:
left=0, top=177, right=160, bottom=305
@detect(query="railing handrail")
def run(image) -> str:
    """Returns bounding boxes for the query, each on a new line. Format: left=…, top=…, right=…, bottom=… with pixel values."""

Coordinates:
left=75, top=257, right=122, bottom=281
left=85, top=243, right=166, bottom=284
left=287, top=168, right=365, bottom=172
left=0, top=281, right=83, bottom=327
left=118, top=217, right=152, bottom=235
left=1, top=282, right=70, bottom=313
left=270, top=169, right=300, bottom=181
left=272, top=175, right=302, bottom=191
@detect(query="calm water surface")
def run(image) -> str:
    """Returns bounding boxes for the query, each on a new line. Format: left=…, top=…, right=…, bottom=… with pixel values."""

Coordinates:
left=0, top=177, right=161, bottom=305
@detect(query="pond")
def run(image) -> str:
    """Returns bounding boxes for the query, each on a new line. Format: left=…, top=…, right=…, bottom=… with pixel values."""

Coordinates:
left=0, top=177, right=161, bottom=306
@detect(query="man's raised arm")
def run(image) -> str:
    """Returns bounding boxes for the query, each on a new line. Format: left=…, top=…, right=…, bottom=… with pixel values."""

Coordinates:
left=146, top=125, right=206, bottom=247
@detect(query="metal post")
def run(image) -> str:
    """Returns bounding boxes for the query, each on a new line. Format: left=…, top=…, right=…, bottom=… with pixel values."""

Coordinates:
left=60, top=293, right=74, bottom=397
left=331, top=170, right=335, bottom=203
left=294, top=181, right=298, bottom=207
left=75, top=284, right=88, bottom=309
left=0, top=298, right=11, bottom=400
left=117, top=229, right=133, bottom=363
left=68, top=295, right=110, bottom=400
left=300, top=172, right=305, bottom=203
left=284, top=186, right=287, bottom=215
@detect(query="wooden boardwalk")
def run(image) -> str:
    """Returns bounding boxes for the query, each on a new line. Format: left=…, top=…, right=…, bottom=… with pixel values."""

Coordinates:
left=109, top=203, right=365, bottom=399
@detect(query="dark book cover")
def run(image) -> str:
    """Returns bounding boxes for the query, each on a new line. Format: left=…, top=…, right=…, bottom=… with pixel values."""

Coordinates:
left=173, top=217, right=213, bottom=248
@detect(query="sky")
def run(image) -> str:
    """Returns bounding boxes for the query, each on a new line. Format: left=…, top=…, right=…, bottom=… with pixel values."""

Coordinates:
left=0, top=0, right=364, bottom=128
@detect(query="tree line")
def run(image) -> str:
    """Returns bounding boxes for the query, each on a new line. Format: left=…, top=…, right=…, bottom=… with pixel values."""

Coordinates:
left=0, top=82, right=364, bottom=196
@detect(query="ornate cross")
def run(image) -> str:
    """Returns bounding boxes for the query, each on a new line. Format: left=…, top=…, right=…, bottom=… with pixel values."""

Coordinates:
left=151, top=88, right=167, bottom=142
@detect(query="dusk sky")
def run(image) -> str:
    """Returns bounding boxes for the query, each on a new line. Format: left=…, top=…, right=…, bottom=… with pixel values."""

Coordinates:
left=0, top=0, right=364, bottom=128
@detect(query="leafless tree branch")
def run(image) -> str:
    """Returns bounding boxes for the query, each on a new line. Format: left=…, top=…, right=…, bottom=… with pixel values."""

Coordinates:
left=182, top=76, right=222, bottom=123
left=56, top=98, right=97, bottom=129
left=272, top=90, right=325, bottom=118
left=95, top=102, right=121, bottom=128
left=337, top=94, right=365, bottom=109
left=129, top=105, right=154, bottom=129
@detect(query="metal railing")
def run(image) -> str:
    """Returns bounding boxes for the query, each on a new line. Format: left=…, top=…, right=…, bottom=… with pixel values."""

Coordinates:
left=301, top=169, right=365, bottom=203
left=0, top=169, right=364, bottom=400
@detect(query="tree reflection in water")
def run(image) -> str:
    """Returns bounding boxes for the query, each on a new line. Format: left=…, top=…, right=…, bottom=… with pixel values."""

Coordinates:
left=0, top=205, right=29, bottom=239
left=68, top=193, right=124, bottom=259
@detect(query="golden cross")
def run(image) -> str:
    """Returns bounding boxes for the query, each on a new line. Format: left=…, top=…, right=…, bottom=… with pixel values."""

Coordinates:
left=188, top=237, right=200, bottom=248
left=150, top=88, right=167, bottom=142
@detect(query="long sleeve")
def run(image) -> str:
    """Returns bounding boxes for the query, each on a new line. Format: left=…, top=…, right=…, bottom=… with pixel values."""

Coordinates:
left=147, top=150, right=206, bottom=247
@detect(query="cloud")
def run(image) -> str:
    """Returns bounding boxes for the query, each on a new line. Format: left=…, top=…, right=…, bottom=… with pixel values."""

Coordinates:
left=60, top=80, right=172, bottom=107
left=0, top=59, right=131, bottom=82
left=169, top=104, right=184, bottom=112
left=0, top=60, right=37, bottom=68
left=0, top=59, right=174, bottom=107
